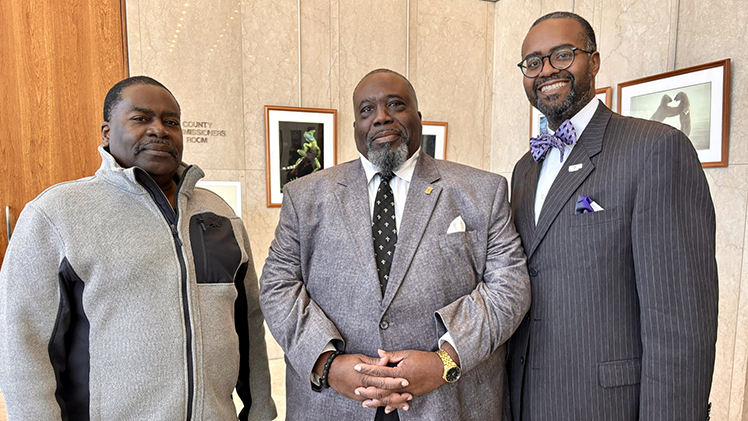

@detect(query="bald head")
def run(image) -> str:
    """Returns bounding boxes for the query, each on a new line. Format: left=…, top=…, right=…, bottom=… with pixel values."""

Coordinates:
left=353, top=69, right=418, bottom=111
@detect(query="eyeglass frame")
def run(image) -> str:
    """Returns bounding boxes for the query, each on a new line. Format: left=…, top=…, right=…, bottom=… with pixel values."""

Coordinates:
left=517, top=46, right=594, bottom=78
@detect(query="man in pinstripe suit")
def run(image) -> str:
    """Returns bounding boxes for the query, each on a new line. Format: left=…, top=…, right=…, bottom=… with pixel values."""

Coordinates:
left=506, top=11, right=718, bottom=421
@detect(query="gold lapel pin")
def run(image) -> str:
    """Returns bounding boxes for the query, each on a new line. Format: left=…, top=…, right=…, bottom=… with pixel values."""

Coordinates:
left=425, top=186, right=433, bottom=194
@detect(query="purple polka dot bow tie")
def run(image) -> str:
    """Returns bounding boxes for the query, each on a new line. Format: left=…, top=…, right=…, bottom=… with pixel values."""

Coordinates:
left=530, top=119, right=578, bottom=163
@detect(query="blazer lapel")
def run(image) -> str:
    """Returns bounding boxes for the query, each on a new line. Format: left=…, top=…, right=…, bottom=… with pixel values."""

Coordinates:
left=527, top=104, right=610, bottom=258
left=512, top=157, right=540, bottom=241
left=382, top=154, right=442, bottom=309
left=332, top=161, right=384, bottom=301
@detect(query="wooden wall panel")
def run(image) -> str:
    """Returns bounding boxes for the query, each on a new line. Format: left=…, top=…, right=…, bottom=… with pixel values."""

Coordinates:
left=0, top=0, right=127, bottom=262
left=0, top=0, right=127, bottom=418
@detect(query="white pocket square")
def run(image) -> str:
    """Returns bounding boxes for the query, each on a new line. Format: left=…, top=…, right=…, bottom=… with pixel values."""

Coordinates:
left=447, top=215, right=466, bottom=234
left=590, top=201, right=604, bottom=212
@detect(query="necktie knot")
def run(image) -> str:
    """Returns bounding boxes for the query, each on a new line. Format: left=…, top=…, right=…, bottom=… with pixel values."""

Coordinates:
left=378, top=173, right=393, bottom=183
left=530, top=119, right=577, bottom=162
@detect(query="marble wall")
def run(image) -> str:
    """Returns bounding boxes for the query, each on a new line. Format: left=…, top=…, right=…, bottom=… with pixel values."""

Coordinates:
left=492, top=0, right=747, bottom=420
left=127, top=0, right=747, bottom=419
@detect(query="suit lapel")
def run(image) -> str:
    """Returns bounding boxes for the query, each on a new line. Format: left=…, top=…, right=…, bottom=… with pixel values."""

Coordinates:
left=513, top=157, right=540, bottom=239
left=332, top=161, right=383, bottom=301
left=382, top=154, right=441, bottom=309
left=527, top=105, right=611, bottom=259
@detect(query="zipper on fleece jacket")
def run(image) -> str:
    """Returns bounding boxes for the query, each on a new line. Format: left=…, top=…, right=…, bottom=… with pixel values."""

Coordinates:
left=134, top=168, right=195, bottom=421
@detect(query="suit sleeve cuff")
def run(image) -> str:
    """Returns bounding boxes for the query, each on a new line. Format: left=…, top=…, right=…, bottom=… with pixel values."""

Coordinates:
left=310, top=341, right=338, bottom=386
left=438, top=331, right=461, bottom=363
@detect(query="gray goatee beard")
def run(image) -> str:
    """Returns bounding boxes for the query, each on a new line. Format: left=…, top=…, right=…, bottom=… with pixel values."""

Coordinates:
left=367, top=132, right=409, bottom=177
left=533, top=71, right=592, bottom=130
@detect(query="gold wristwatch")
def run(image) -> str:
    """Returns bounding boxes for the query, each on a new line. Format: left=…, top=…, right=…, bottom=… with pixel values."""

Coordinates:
left=436, top=348, right=461, bottom=383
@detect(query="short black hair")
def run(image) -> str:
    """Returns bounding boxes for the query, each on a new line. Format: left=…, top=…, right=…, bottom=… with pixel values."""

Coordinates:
left=531, top=11, right=597, bottom=52
left=103, top=76, right=178, bottom=122
left=353, top=68, right=419, bottom=109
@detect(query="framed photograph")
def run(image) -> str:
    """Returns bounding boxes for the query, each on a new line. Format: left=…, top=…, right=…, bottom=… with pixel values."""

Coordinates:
left=618, top=59, right=731, bottom=167
left=596, top=86, right=612, bottom=108
left=195, top=181, right=242, bottom=216
left=421, top=121, right=448, bottom=160
left=264, top=106, right=337, bottom=207
left=530, top=87, right=612, bottom=138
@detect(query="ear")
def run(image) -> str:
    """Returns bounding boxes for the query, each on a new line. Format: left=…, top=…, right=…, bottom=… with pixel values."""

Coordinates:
left=101, top=122, right=111, bottom=146
left=589, top=51, right=601, bottom=78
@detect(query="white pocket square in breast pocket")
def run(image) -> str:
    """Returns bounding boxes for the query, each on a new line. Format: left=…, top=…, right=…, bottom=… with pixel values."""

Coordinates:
left=447, top=215, right=466, bottom=233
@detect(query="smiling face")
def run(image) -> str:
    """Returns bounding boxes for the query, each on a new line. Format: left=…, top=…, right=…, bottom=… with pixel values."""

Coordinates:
left=353, top=71, right=422, bottom=175
left=521, top=17, right=600, bottom=129
left=101, top=84, right=183, bottom=186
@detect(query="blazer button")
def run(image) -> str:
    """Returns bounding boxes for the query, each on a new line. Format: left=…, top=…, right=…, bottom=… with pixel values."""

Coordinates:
left=528, top=267, right=538, bottom=277
left=520, top=357, right=525, bottom=365
left=379, top=320, right=389, bottom=330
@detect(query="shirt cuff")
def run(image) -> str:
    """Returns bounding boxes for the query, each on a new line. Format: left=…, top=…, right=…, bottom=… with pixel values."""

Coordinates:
left=311, top=341, right=338, bottom=386
left=438, top=331, right=461, bottom=364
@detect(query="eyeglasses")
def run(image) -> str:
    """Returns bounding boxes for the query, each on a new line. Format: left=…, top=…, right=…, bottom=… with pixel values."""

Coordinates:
left=517, top=47, right=593, bottom=78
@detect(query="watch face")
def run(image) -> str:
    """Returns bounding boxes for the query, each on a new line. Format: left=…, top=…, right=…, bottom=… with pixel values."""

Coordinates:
left=446, top=366, right=461, bottom=383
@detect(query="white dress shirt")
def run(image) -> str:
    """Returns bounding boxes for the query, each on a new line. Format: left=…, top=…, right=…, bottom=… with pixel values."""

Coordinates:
left=360, top=149, right=419, bottom=230
left=534, top=98, right=600, bottom=224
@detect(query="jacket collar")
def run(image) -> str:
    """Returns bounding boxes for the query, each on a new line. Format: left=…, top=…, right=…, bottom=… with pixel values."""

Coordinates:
left=95, top=145, right=204, bottom=199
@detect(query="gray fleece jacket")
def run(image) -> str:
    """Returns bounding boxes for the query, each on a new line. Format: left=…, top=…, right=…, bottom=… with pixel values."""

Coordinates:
left=0, top=146, right=276, bottom=420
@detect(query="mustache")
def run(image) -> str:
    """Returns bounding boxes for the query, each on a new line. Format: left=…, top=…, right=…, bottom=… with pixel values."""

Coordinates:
left=135, top=139, right=178, bottom=158
left=367, top=128, right=408, bottom=144
left=533, top=72, right=575, bottom=94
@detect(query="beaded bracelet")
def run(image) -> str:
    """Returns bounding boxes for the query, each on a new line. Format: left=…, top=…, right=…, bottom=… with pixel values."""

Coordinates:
left=321, top=350, right=344, bottom=389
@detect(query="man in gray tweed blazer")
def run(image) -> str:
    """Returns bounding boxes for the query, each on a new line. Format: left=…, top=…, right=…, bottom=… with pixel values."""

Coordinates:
left=507, top=12, right=718, bottom=421
left=260, top=69, right=530, bottom=420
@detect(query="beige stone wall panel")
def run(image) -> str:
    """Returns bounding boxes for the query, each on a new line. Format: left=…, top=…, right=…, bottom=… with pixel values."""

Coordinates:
left=129, top=0, right=246, bottom=171
left=300, top=0, right=335, bottom=109
left=337, top=0, right=408, bottom=163
left=490, top=0, right=544, bottom=174
left=704, top=167, right=748, bottom=420
left=414, top=0, right=493, bottom=169
left=242, top=0, right=299, bottom=172
left=125, top=0, right=142, bottom=74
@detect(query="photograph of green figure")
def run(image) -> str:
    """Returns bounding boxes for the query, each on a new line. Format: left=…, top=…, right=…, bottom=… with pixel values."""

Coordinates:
left=283, top=129, right=322, bottom=182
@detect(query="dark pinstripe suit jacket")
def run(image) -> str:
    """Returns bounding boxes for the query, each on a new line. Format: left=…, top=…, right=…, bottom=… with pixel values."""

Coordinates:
left=506, top=104, right=718, bottom=421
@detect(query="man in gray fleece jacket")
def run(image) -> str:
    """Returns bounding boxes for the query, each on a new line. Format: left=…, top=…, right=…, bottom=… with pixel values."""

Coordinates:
left=0, top=76, right=276, bottom=421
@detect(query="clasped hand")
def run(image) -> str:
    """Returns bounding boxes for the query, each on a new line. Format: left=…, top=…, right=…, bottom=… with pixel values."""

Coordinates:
left=326, top=349, right=445, bottom=413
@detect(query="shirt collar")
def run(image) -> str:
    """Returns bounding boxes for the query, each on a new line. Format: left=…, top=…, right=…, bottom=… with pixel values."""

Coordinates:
left=564, top=97, right=600, bottom=138
left=360, top=148, right=421, bottom=184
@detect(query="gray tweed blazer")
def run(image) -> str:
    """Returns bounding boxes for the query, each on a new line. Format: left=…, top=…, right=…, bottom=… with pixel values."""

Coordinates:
left=261, top=152, right=530, bottom=420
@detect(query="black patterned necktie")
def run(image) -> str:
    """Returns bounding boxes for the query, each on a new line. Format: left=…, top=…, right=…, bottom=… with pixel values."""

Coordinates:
left=372, top=173, right=398, bottom=295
